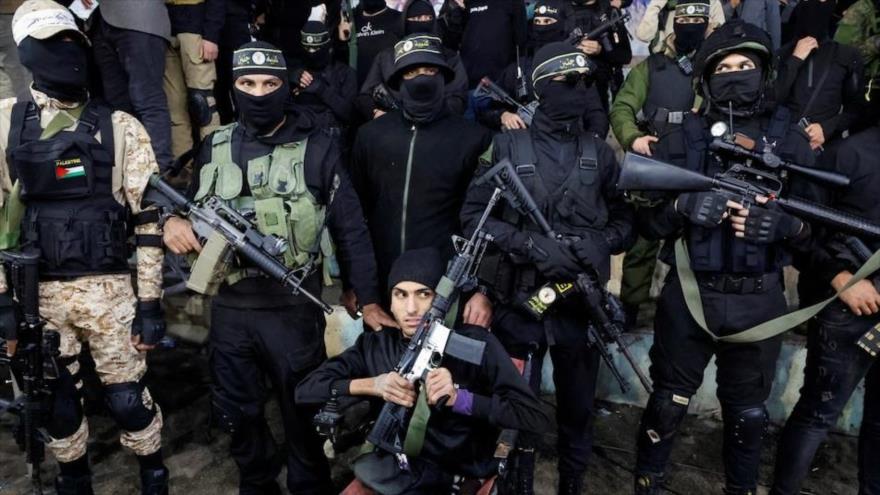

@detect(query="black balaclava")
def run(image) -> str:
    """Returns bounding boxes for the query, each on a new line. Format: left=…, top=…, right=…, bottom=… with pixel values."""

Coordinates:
left=301, top=21, right=331, bottom=69
left=672, top=1, right=710, bottom=54
left=708, top=54, right=764, bottom=109
left=387, top=247, right=444, bottom=293
left=791, top=0, right=836, bottom=41
left=400, top=71, right=446, bottom=123
left=18, top=35, right=88, bottom=102
left=539, top=79, right=591, bottom=122
left=530, top=1, right=567, bottom=48
left=404, top=0, right=437, bottom=35
left=362, top=0, right=388, bottom=13
left=232, top=41, right=290, bottom=135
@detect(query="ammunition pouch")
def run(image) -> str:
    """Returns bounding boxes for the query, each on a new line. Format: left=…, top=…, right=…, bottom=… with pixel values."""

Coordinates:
left=186, top=231, right=233, bottom=295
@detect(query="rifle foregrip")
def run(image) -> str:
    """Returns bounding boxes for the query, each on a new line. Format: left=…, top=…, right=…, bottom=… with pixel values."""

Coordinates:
left=776, top=197, right=880, bottom=240
left=367, top=401, right=406, bottom=454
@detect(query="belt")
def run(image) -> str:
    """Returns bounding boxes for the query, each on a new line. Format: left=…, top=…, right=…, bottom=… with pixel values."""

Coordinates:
left=695, top=272, right=780, bottom=294
left=653, top=108, right=685, bottom=125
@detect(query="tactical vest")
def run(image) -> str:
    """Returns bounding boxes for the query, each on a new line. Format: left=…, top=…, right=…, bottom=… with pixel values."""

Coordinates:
left=6, top=101, right=131, bottom=279
left=483, top=129, right=607, bottom=299
left=642, top=54, right=695, bottom=165
left=679, top=107, right=793, bottom=273
left=193, top=124, right=325, bottom=276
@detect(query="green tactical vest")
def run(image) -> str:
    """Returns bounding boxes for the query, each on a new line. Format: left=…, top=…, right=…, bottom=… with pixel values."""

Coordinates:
left=193, top=124, right=328, bottom=281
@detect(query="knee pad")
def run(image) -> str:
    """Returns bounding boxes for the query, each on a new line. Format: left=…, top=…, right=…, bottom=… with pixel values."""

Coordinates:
left=47, top=361, right=84, bottom=440
left=724, top=405, right=768, bottom=447
left=104, top=381, right=157, bottom=432
left=640, top=388, right=690, bottom=445
left=186, top=88, right=216, bottom=127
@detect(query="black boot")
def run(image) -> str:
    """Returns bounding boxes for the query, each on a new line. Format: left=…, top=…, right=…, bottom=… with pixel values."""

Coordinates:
left=624, top=303, right=640, bottom=331
left=512, top=448, right=536, bottom=495
left=140, top=467, right=169, bottom=495
left=634, top=472, right=665, bottom=495
left=558, top=473, right=584, bottom=495
left=55, top=474, right=95, bottom=495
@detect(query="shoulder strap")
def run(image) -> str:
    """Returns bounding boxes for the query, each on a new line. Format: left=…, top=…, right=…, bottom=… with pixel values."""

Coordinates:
left=799, top=44, right=839, bottom=120
left=210, top=124, right=237, bottom=164
left=506, top=129, right=538, bottom=174
left=766, top=106, right=792, bottom=144
left=7, top=100, right=40, bottom=184
left=578, top=133, right=598, bottom=170
left=76, top=101, right=115, bottom=163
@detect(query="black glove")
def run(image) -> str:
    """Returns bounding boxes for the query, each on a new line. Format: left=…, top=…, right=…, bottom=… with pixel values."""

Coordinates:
left=571, top=237, right=609, bottom=269
left=0, top=293, right=19, bottom=342
left=132, top=300, right=166, bottom=346
left=741, top=205, right=803, bottom=244
left=524, top=235, right=583, bottom=280
left=675, top=191, right=729, bottom=228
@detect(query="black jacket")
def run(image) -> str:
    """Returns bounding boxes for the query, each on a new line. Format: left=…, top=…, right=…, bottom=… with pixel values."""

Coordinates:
left=355, top=45, right=469, bottom=119
left=292, top=61, right=359, bottom=130
left=188, top=111, right=381, bottom=308
left=477, top=54, right=610, bottom=137
left=295, top=324, right=549, bottom=477
left=167, top=0, right=226, bottom=43
left=442, top=0, right=528, bottom=88
left=774, top=39, right=864, bottom=140
left=351, top=111, right=493, bottom=291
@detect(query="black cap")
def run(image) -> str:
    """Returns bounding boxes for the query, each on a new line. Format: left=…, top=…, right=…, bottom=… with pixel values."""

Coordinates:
left=533, top=0, right=564, bottom=21
left=694, top=19, right=772, bottom=82
left=388, top=248, right=446, bottom=293
left=301, top=20, right=330, bottom=50
left=233, top=41, right=287, bottom=79
left=531, top=42, right=595, bottom=98
left=388, top=34, right=454, bottom=88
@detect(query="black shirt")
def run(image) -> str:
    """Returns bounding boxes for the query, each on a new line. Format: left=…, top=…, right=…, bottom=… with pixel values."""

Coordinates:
left=188, top=111, right=381, bottom=308
left=352, top=7, right=403, bottom=87
left=167, top=0, right=226, bottom=43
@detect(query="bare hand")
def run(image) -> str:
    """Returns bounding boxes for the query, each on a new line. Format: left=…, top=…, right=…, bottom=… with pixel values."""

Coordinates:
left=373, top=109, right=387, bottom=119
left=832, top=272, right=880, bottom=315
left=610, top=0, right=623, bottom=7
left=362, top=303, right=398, bottom=331
left=374, top=372, right=416, bottom=407
left=632, top=135, right=659, bottom=156
left=792, top=36, right=819, bottom=60
left=339, top=17, right=353, bottom=41
left=131, top=334, right=157, bottom=352
left=300, top=70, right=314, bottom=89
left=425, top=368, right=457, bottom=407
left=5, top=339, right=16, bottom=356
left=80, top=0, right=94, bottom=8
left=162, top=216, right=202, bottom=255
left=462, top=292, right=493, bottom=327
left=501, top=111, right=527, bottom=130
left=340, top=289, right=359, bottom=318
left=805, top=123, right=825, bottom=150
left=201, top=39, right=219, bottom=62
left=579, top=39, right=602, bottom=55
left=454, top=0, right=465, bottom=7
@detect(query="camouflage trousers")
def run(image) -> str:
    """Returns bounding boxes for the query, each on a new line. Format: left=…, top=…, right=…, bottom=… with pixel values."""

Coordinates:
left=39, top=274, right=163, bottom=462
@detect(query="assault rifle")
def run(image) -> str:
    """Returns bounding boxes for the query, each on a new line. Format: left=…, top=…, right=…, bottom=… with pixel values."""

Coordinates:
left=567, top=9, right=631, bottom=53
left=147, top=175, right=333, bottom=314
left=617, top=149, right=880, bottom=241
left=0, top=250, right=60, bottom=494
left=372, top=83, right=400, bottom=112
left=366, top=189, right=501, bottom=464
left=474, top=77, right=537, bottom=127
left=476, top=160, right=653, bottom=394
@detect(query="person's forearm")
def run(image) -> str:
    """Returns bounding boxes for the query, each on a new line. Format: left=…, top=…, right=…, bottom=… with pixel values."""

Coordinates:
left=349, top=377, right=378, bottom=397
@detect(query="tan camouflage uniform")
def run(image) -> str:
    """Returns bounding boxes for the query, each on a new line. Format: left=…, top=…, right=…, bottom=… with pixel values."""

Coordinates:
left=0, top=89, right=164, bottom=460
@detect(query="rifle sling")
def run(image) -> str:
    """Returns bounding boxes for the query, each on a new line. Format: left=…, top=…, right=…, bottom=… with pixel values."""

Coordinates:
left=674, top=237, right=880, bottom=343
left=403, top=388, right=431, bottom=457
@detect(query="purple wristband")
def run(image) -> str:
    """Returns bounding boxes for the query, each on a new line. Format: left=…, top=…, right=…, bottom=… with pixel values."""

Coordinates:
left=451, top=388, right=474, bottom=416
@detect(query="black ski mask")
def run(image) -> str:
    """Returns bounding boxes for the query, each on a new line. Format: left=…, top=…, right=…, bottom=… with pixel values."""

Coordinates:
left=18, top=35, right=89, bottom=102
left=539, top=79, right=590, bottom=122
left=674, top=21, right=707, bottom=54
left=709, top=68, right=763, bottom=108
left=400, top=72, right=445, bottom=123
left=792, top=0, right=835, bottom=40
left=530, top=23, right=566, bottom=47
left=305, top=46, right=331, bottom=69
left=234, top=81, right=289, bottom=135
left=362, top=0, right=388, bottom=13
left=404, top=1, right=437, bottom=35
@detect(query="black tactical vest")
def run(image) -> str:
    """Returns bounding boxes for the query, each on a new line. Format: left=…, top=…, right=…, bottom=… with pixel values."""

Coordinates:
left=644, top=54, right=695, bottom=165
left=7, top=101, right=130, bottom=279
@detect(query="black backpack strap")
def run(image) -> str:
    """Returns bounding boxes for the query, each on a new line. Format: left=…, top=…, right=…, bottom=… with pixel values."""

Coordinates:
left=506, top=129, right=538, bottom=177
left=75, top=101, right=116, bottom=167
left=578, top=134, right=598, bottom=170
left=7, top=100, right=41, bottom=184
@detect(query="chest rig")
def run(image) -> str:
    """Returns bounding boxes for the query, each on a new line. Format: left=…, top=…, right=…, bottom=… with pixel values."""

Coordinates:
left=6, top=100, right=130, bottom=279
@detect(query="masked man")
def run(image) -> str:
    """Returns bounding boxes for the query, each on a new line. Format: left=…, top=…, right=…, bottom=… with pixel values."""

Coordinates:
left=162, top=41, right=391, bottom=494
left=462, top=42, right=635, bottom=495
left=296, top=248, right=548, bottom=495
left=2, top=1, right=167, bottom=492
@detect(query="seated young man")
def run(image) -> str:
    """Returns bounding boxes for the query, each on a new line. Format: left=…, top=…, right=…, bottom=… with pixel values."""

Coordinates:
left=296, top=248, right=549, bottom=494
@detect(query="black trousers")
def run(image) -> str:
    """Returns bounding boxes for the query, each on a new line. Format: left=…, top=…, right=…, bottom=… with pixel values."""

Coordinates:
left=90, top=18, right=173, bottom=172
left=209, top=302, right=332, bottom=495
left=493, top=307, right=601, bottom=477
left=637, top=273, right=786, bottom=487
left=772, top=301, right=880, bottom=495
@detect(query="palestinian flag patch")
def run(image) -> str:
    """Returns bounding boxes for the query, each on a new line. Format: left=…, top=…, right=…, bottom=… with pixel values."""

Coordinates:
left=55, top=158, right=85, bottom=180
